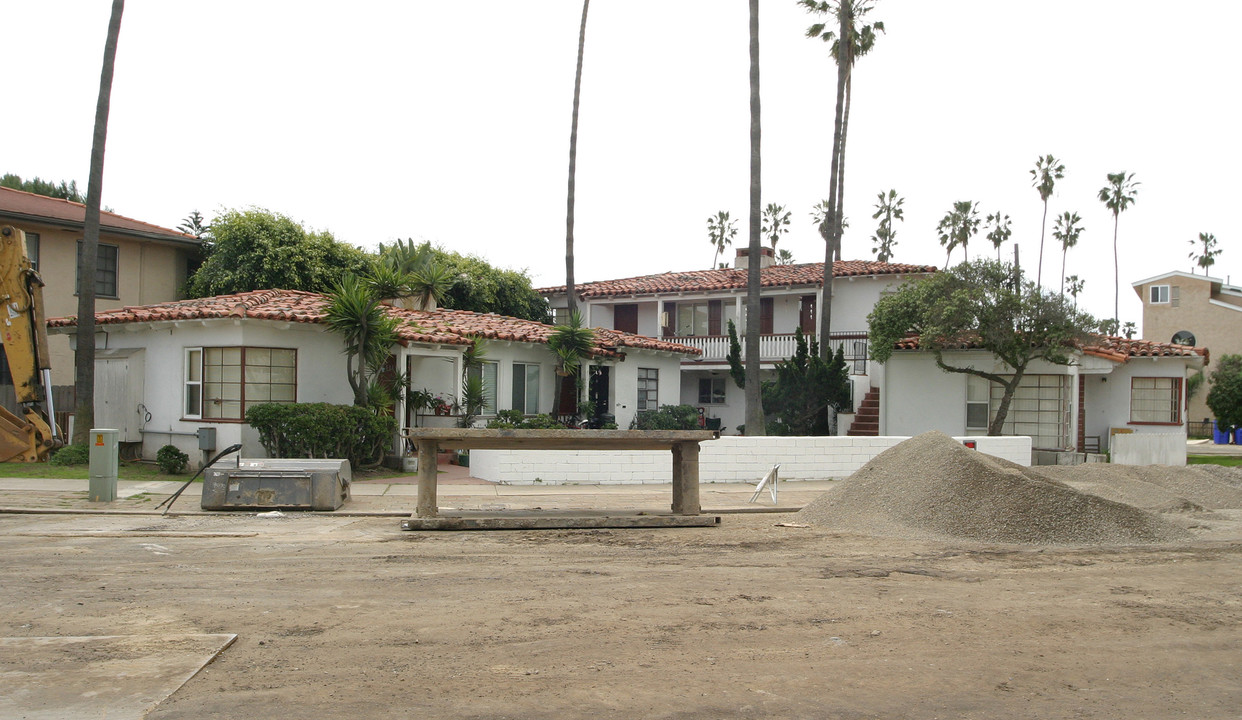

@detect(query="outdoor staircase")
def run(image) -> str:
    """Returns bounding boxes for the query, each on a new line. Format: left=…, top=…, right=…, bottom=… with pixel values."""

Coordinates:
left=847, top=387, right=880, bottom=436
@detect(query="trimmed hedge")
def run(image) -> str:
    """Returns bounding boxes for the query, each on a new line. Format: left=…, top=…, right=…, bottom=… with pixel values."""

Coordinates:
left=629, top=404, right=701, bottom=431
left=245, top=403, right=396, bottom=468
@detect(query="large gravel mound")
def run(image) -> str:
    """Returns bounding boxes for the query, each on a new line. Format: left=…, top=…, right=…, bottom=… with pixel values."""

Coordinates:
left=796, top=431, right=1186, bottom=545
left=1039, top=463, right=1242, bottom=512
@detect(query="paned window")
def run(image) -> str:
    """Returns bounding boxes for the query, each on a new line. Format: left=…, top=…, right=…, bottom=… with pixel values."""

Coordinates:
left=468, top=361, right=498, bottom=415
left=76, top=241, right=119, bottom=298
left=638, top=368, right=659, bottom=411
left=698, top=377, right=726, bottom=405
left=25, top=232, right=39, bottom=270
left=1130, top=377, right=1181, bottom=424
left=988, top=374, right=1071, bottom=450
left=676, top=303, right=710, bottom=336
left=1149, top=285, right=1169, bottom=304
left=965, top=375, right=989, bottom=431
left=184, top=347, right=297, bottom=420
left=512, top=363, right=541, bottom=414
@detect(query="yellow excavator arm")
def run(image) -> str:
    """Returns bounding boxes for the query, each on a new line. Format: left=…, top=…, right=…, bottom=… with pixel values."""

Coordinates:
left=0, top=225, right=61, bottom=462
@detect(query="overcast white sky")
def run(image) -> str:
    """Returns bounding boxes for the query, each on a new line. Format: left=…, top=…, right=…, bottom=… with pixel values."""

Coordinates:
left=4, top=1, right=1238, bottom=331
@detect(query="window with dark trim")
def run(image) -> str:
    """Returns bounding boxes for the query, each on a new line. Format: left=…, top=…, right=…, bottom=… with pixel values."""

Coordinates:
left=638, top=368, right=658, bottom=411
left=25, top=232, right=39, bottom=270
left=75, top=241, right=119, bottom=298
left=184, top=346, right=297, bottom=421
left=512, top=362, right=540, bottom=414
left=1130, top=377, right=1181, bottom=424
left=698, top=377, right=726, bottom=405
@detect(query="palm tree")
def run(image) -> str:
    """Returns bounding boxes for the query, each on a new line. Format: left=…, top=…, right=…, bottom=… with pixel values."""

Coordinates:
left=1065, top=275, right=1085, bottom=309
left=74, top=0, right=125, bottom=445
left=985, top=211, right=1012, bottom=261
left=324, top=275, right=401, bottom=407
left=370, top=240, right=454, bottom=310
left=745, top=0, right=765, bottom=435
left=1097, top=171, right=1139, bottom=326
left=1188, top=232, right=1221, bottom=274
left=775, top=249, right=795, bottom=265
left=761, top=203, right=792, bottom=249
left=1030, top=154, right=1065, bottom=288
left=564, top=0, right=590, bottom=321
left=870, top=189, right=903, bottom=262
left=935, top=200, right=980, bottom=268
left=706, top=211, right=737, bottom=268
left=1052, top=211, right=1083, bottom=296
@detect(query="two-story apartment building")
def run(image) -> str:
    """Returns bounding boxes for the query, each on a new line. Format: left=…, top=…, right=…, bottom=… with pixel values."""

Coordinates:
left=540, top=247, right=938, bottom=434
left=0, top=186, right=200, bottom=408
left=1132, top=270, right=1241, bottom=423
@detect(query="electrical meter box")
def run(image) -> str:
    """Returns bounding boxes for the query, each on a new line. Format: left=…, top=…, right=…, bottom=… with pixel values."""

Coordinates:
left=201, top=458, right=351, bottom=511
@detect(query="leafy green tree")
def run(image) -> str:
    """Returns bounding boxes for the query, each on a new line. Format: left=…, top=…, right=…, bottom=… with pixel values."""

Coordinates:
left=870, top=189, right=903, bottom=262
left=1030, top=154, right=1065, bottom=288
left=74, top=0, right=125, bottom=445
left=431, top=248, right=549, bottom=322
left=371, top=239, right=453, bottom=310
left=1121, top=321, right=1136, bottom=339
left=548, top=311, right=594, bottom=419
left=323, top=274, right=401, bottom=407
left=775, top=248, right=795, bottom=265
left=761, top=329, right=851, bottom=435
left=726, top=319, right=746, bottom=389
left=1207, top=354, right=1242, bottom=430
left=745, top=0, right=766, bottom=435
left=869, top=259, right=1097, bottom=436
left=1097, top=170, right=1139, bottom=327
left=935, top=200, right=980, bottom=268
left=985, top=211, right=1011, bottom=261
left=802, top=0, right=884, bottom=361
left=706, top=211, right=738, bottom=268
left=761, top=203, right=792, bottom=250
left=1188, top=232, right=1222, bottom=275
left=1, top=174, right=87, bottom=203
left=564, top=0, right=591, bottom=320
left=185, top=209, right=370, bottom=297
left=1052, top=211, right=1083, bottom=296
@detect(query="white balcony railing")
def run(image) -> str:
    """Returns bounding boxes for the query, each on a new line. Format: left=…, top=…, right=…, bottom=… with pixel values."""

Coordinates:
left=671, top=332, right=870, bottom=374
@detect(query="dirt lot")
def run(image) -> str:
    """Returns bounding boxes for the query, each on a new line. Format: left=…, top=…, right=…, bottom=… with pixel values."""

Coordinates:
left=3, top=499, right=1241, bottom=719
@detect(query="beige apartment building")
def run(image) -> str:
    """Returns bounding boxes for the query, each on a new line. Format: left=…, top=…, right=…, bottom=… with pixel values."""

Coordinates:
left=0, top=186, right=200, bottom=395
left=1133, top=270, right=1242, bottom=423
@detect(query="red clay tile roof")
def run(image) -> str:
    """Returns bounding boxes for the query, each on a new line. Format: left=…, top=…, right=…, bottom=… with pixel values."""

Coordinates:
left=892, top=333, right=1208, bottom=363
left=0, top=186, right=197, bottom=244
left=538, top=260, right=937, bottom=298
left=46, top=289, right=701, bottom=358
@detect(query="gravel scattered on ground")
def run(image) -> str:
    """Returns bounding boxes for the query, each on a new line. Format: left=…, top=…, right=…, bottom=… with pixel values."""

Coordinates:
left=796, top=431, right=1186, bottom=545
left=1040, top=463, right=1242, bottom=512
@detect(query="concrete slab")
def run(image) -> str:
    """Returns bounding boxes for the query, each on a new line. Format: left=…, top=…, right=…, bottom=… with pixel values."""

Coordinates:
left=401, top=514, right=721, bottom=530
left=0, top=633, right=236, bottom=720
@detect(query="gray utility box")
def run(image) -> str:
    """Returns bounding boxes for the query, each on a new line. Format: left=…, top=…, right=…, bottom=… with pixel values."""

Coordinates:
left=201, top=458, right=351, bottom=511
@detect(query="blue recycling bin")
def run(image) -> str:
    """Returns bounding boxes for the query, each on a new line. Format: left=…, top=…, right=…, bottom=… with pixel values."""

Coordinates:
left=1213, top=421, right=1233, bottom=444
left=1235, top=428, right=1242, bottom=445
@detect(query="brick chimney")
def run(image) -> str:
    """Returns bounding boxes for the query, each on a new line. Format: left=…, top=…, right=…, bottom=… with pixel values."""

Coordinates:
left=734, top=246, right=775, bottom=270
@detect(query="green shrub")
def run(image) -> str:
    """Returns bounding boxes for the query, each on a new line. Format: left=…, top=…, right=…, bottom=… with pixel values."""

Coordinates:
left=485, top=411, right=566, bottom=430
left=155, top=444, right=190, bottom=474
left=629, top=404, right=701, bottom=430
left=49, top=443, right=90, bottom=466
left=245, top=403, right=397, bottom=468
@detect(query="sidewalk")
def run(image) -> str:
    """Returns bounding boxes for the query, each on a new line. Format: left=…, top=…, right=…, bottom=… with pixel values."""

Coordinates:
left=0, top=472, right=834, bottom=517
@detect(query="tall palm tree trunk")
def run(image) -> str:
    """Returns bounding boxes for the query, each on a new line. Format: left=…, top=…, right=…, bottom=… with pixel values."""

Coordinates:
left=1112, top=213, right=1120, bottom=327
left=833, top=66, right=854, bottom=263
left=818, top=0, right=850, bottom=361
left=564, top=0, right=589, bottom=321
left=1036, top=199, right=1048, bottom=287
left=744, top=0, right=765, bottom=436
left=1060, top=250, right=1067, bottom=297
left=74, top=0, right=124, bottom=446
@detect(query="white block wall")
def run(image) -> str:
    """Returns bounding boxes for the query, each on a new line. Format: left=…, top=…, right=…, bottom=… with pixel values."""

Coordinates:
left=469, top=435, right=1032, bottom=485
left=1111, top=433, right=1186, bottom=466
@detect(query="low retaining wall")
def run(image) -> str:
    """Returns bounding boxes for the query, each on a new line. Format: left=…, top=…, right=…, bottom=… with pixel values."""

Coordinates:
left=469, top=435, right=1032, bottom=486
left=1111, top=433, right=1186, bottom=466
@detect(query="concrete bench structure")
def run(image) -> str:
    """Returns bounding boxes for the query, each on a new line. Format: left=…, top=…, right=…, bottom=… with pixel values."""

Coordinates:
left=403, top=428, right=719, bottom=518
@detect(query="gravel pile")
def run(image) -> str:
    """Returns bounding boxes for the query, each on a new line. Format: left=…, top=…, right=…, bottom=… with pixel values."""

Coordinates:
left=797, top=431, right=1186, bottom=545
left=1040, top=463, right=1242, bottom=512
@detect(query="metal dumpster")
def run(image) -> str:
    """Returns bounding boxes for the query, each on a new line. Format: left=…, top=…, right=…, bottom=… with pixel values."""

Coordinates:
left=201, top=458, right=351, bottom=511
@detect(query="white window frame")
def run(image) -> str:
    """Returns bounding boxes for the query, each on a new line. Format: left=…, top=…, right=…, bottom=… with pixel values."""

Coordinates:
left=1129, top=377, right=1181, bottom=424
left=1149, top=284, right=1170, bottom=304
left=698, top=376, right=726, bottom=405
left=184, top=348, right=203, bottom=419
left=512, top=362, right=541, bottom=415
left=965, top=375, right=989, bottom=432
left=468, top=361, right=498, bottom=416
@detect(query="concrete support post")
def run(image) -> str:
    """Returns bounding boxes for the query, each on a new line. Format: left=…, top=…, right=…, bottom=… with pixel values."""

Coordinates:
left=671, top=442, right=700, bottom=515
left=416, top=440, right=439, bottom=518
